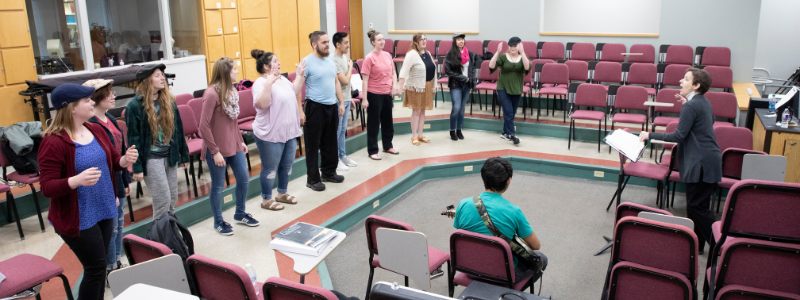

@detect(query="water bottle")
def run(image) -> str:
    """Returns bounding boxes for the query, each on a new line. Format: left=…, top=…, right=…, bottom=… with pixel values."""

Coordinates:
left=781, top=110, right=790, bottom=128
left=244, top=263, right=258, bottom=294
left=768, top=95, right=776, bottom=114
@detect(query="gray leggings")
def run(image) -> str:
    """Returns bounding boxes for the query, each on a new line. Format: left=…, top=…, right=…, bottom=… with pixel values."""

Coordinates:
left=144, top=157, right=178, bottom=219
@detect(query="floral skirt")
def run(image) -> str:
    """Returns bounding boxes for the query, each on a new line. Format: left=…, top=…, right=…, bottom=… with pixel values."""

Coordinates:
left=402, top=80, right=435, bottom=110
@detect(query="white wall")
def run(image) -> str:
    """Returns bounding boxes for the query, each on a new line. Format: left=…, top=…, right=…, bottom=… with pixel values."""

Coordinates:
left=324, top=0, right=336, bottom=34
left=362, top=0, right=762, bottom=82
left=753, top=0, right=800, bottom=93
left=391, top=0, right=479, bottom=32
left=541, top=0, right=661, bottom=35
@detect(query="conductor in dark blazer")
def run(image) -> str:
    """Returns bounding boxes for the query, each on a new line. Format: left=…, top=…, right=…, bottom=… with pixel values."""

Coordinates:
left=639, top=68, right=721, bottom=254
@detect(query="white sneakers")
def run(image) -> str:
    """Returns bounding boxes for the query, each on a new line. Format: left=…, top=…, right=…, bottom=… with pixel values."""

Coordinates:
left=337, top=160, right=349, bottom=171
left=337, top=156, right=358, bottom=171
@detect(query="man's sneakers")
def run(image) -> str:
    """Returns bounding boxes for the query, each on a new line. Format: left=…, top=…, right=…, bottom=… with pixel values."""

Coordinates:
left=215, top=221, right=234, bottom=236
left=234, top=213, right=260, bottom=227
left=340, top=156, right=358, bottom=167
left=500, top=133, right=511, bottom=141
left=511, top=135, right=521, bottom=146
left=322, top=174, right=345, bottom=183
left=337, top=160, right=349, bottom=171
left=307, top=182, right=326, bottom=191
left=501, top=133, right=521, bottom=146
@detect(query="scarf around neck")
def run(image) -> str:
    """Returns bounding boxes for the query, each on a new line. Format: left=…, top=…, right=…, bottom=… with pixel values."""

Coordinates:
left=461, top=47, right=469, bottom=64
left=223, top=88, right=240, bottom=120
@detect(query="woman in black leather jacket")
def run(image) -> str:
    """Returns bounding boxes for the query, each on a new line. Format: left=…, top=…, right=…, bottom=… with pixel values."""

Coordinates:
left=444, top=32, right=481, bottom=141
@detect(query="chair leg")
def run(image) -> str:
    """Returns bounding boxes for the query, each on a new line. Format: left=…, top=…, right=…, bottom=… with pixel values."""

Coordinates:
left=8, top=191, right=24, bottom=240
left=127, top=195, right=135, bottom=223
left=30, top=185, right=45, bottom=232
left=404, top=276, right=409, bottom=287
left=607, top=175, right=629, bottom=211
left=563, top=95, right=567, bottom=123
left=594, top=237, right=613, bottom=256
left=671, top=182, right=676, bottom=208
left=609, top=123, right=615, bottom=153
left=58, top=274, right=75, bottom=300
left=568, top=120, right=573, bottom=149
left=716, top=188, right=722, bottom=213
left=190, top=155, right=198, bottom=198
left=597, top=120, right=602, bottom=152
left=365, top=266, right=375, bottom=300
left=448, top=262, right=455, bottom=297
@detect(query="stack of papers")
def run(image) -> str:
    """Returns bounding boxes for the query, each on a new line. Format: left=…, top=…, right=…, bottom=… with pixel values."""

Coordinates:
left=270, top=222, right=338, bottom=256
left=604, top=130, right=646, bottom=162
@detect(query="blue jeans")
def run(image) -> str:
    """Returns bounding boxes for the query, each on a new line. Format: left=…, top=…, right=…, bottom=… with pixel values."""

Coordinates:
left=106, top=196, right=126, bottom=269
left=337, top=101, right=351, bottom=158
left=498, top=90, right=522, bottom=136
left=255, top=136, right=296, bottom=200
left=205, top=151, right=249, bottom=226
left=449, top=85, right=471, bottom=130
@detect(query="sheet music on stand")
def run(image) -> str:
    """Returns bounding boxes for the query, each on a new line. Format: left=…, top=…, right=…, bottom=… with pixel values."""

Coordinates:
left=604, top=129, right=646, bottom=162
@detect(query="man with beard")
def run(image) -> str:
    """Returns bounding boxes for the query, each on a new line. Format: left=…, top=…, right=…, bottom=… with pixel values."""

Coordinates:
left=299, top=31, right=346, bottom=191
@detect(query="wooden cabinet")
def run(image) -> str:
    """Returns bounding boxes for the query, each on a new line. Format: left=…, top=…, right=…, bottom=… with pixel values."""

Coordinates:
left=0, top=11, right=31, bottom=48
left=296, top=0, right=320, bottom=58
left=204, top=0, right=222, bottom=9
left=222, top=9, right=239, bottom=35
left=270, top=0, right=299, bottom=73
left=242, top=19, right=272, bottom=58
left=0, top=0, right=24, bottom=10
left=205, top=10, right=223, bottom=36
left=0, top=85, right=35, bottom=125
left=2, top=48, right=36, bottom=84
left=240, top=0, right=269, bottom=19
left=785, top=139, right=800, bottom=184
left=206, top=36, right=225, bottom=63
left=224, top=34, right=241, bottom=59
left=0, top=51, right=5, bottom=86
left=234, top=59, right=242, bottom=81
left=244, top=58, right=256, bottom=80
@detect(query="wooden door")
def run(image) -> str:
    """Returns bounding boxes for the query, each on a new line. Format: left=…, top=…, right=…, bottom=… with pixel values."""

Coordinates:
left=785, top=139, right=800, bottom=184
left=336, top=0, right=349, bottom=34
left=348, top=0, right=363, bottom=59
left=2, top=48, right=36, bottom=84
left=0, top=11, right=32, bottom=48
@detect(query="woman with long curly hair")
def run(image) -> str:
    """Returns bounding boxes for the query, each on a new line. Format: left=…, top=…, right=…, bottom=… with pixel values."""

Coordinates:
left=124, top=64, right=189, bottom=220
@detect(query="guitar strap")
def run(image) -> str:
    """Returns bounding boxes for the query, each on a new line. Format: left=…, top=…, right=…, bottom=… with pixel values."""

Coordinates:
left=472, top=194, right=543, bottom=273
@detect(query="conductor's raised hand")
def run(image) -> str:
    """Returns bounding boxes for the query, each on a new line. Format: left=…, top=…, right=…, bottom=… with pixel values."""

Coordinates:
left=674, top=93, right=688, bottom=105
left=295, top=60, right=307, bottom=78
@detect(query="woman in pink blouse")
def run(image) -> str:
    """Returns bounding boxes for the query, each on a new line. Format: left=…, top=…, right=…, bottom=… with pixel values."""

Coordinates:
left=362, top=29, right=400, bottom=160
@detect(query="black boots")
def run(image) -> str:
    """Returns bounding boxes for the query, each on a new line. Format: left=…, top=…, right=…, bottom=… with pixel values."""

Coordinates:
left=456, top=129, right=464, bottom=140
left=450, top=130, right=458, bottom=141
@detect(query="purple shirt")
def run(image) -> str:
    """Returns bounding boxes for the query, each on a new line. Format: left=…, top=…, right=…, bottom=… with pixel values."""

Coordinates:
left=251, top=76, right=303, bottom=143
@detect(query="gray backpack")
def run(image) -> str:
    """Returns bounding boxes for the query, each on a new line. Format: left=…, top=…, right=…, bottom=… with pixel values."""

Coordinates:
left=147, top=211, right=194, bottom=261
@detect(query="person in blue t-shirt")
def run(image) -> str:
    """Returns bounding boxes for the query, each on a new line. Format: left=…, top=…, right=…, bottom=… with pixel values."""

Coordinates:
left=297, top=30, right=347, bottom=192
left=453, top=157, right=547, bottom=282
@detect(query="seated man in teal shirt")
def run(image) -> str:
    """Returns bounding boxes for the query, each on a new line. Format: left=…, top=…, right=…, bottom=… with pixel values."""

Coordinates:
left=453, top=157, right=546, bottom=281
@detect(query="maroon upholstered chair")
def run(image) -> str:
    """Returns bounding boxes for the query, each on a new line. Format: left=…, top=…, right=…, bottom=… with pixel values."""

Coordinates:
left=601, top=43, right=626, bottom=62
left=701, top=47, right=731, bottom=67
left=611, top=86, right=649, bottom=134
left=0, top=254, right=74, bottom=300
left=382, top=38, right=394, bottom=57
left=448, top=229, right=538, bottom=297
left=436, top=61, right=449, bottom=108
left=568, top=83, right=607, bottom=152
left=0, top=142, right=44, bottom=239
left=537, top=63, right=569, bottom=122
left=593, top=62, right=623, bottom=89
left=603, top=216, right=699, bottom=300
left=565, top=60, right=589, bottom=83
left=608, top=127, right=671, bottom=210
left=521, top=41, right=537, bottom=59
left=661, top=64, right=692, bottom=89
left=540, top=42, right=565, bottom=60
left=626, top=63, right=658, bottom=96
left=475, top=60, right=499, bottom=116
left=665, top=45, right=694, bottom=65
left=465, top=40, right=483, bottom=56
left=713, top=127, right=766, bottom=211
left=608, top=261, right=693, bottom=300
left=178, top=105, right=202, bottom=197
left=705, top=66, right=734, bottom=92
left=1, top=182, right=29, bottom=241
left=487, top=40, right=508, bottom=55
left=187, top=254, right=264, bottom=300
left=187, top=98, right=204, bottom=132
left=436, top=41, right=452, bottom=59
left=393, top=40, right=411, bottom=63
left=706, top=238, right=800, bottom=300
left=364, top=215, right=450, bottom=300
left=176, top=93, right=193, bottom=106
left=425, top=40, right=435, bottom=55
left=629, top=44, right=656, bottom=64
left=597, top=201, right=673, bottom=255
left=262, top=277, right=338, bottom=300
left=569, top=43, right=595, bottom=61
left=706, top=92, right=739, bottom=127
left=716, top=285, right=800, bottom=300
left=238, top=89, right=257, bottom=128
left=122, top=234, right=173, bottom=265
left=652, top=89, right=683, bottom=133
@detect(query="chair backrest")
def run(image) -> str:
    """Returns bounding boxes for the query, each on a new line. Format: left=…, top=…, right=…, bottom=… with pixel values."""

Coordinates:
left=713, top=238, right=800, bottom=296
left=376, top=228, right=434, bottom=290
left=615, top=202, right=673, bottom=222
left=615, top=86, right=649, bottom=111
left=716, top=287, right=800, bottom=300
left=187, top=98, right=203, bottom=126
left=487, top=40, right=507, bottom=55
left=701, top=46, right=731, bottom=67
left=654, top=88, right=683, bottom=114
left=593, top=62, right=622, bottom=84
left=383, top=39, right=395, bottom=55
left=629, top=44, right=655, bottom=63
left=108, top=254, right=191, bottom=297
left=175, top=93, right=192, bottom=106
left=116, top=120, right=128, bottom=145
left=705, top=92, right=738, bottom=120
left=664, top=122, right=680, bottom=164
left=0, top=141, right=9, bottom=168
left=565, top=60, right=589, bottom=82
left=287, top=71, right=297, bottom=82
left=665, top=45, right=694, bottom=65
left=177, top=105, right=198, bottom=136
left=570, top=43, right=595, bottom=61
left=365, top=215, right=414, bottom=255
left=717, top=180, right=800, bottom=244
left=741, top=154, right=786, bottom=182
left=122, top=234, right=173, bottom=265
left=192, top=89, right=205, bottom=98
left=612, top=216, right=698, bottom=284
left=601, top=43, right=626, bottom=62
left=187, top=254, right=259, bottom=300
left=478, top=60, right=498, bottom=82
left=437, top=41, right=452, bottom=59
left=262, top=277, right=338, bottom=300
left=540, top=63, right=569, bottom=86
left=541, top=42, right=565, bottom=60
left=607, top=261, right=693, bottom=300
left=627, top=63, right=657, bottom=85
left=521, top=41, right=537, bottom=59
left=395, top=40, right=411, bottom=58
left=449, top=229, right=515, bottom=286
left=238, top=89, right=256, bottom=119
left=662, top=64, right=691, bottom=87
left=574, top=83, right=607, bottom=108
left=465, top=40, right=483, bottom=56
left=705, top=66, right=734, bottom=89
left=715, top=127, right=758, bottom=178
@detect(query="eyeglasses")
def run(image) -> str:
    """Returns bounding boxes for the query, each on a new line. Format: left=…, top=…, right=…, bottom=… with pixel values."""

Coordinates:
left=111, top=91, right=117, bottom=97
left=420, top=38, right=427, bottom=41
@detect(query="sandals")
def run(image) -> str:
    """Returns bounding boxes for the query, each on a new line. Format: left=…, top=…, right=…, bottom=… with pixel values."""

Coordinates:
left=369, top=154, right=382, bottom=160
left=260, top=199, right=284, bottom=211
left=383, top=148, right=400, bottom=155
left=275, top=194, right=298, bottom=205
left=412, top=137, right=420, bottom=146
left=418, top=136, right=430, bottom=143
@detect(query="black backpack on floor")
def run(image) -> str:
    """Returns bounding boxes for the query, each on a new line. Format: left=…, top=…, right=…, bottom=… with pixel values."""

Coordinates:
left=147, top=211, right=195, bottom=261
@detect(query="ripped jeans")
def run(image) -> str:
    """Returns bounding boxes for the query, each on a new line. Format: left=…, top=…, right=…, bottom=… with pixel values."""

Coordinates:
left=106, top=196, right=126, bottom=270
left=254, top=136, right=297, bottom=200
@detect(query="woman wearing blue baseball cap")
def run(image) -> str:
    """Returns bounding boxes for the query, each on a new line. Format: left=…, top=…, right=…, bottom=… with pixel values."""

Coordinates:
left=38, top=83, right=139, bottom=299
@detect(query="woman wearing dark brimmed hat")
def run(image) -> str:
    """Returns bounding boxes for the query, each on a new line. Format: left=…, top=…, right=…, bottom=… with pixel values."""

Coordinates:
left=124, top=64, right=190, bottom=220
left=444, top=32, right=481, bottom=141
left=38, top=83, right=139, bottom=299
left=489, top=36, right=530, bottom=146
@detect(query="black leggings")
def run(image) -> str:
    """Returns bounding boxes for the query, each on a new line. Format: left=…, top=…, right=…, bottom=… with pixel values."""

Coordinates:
left=60, top=218, right=114, bottom=300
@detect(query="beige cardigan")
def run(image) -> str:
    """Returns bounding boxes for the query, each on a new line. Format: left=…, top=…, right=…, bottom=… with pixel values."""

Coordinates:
left=398, top=49, right=437, bottom=92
